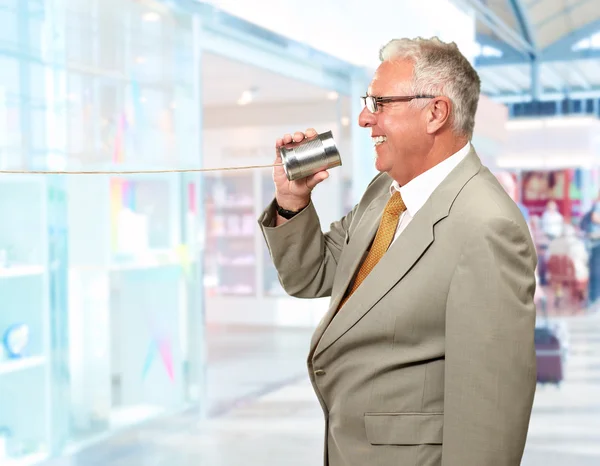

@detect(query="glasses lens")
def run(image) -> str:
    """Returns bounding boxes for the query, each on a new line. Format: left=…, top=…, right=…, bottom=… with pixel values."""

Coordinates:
left=361, top=96, right=376, bottom=113
left=367, top=96, right=376, bottom=113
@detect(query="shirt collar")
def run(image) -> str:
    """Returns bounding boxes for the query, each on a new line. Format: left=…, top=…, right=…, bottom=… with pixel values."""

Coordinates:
left=390, top=142, right=471, bottom=216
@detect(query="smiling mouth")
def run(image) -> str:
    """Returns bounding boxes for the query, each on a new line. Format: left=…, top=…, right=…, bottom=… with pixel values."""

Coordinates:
left=372, top=136, right=387, bottom=146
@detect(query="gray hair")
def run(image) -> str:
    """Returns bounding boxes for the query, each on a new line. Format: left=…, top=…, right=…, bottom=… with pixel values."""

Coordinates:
left=379, top=37, right=481, bottom=138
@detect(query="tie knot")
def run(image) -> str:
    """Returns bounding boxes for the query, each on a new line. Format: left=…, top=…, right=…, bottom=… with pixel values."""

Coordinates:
left=386, top=191, right=406, bottom=216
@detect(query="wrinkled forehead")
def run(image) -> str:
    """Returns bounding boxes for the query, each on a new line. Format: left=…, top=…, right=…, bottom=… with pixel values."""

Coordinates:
left=368, top=59, right=414, bottom=96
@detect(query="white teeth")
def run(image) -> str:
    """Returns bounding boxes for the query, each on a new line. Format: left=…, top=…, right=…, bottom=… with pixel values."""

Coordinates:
left=372, top=136, right=387, bottom=146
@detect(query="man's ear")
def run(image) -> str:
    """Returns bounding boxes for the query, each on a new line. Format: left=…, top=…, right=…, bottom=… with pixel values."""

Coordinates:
left=425, top=97, right=452, bottom=134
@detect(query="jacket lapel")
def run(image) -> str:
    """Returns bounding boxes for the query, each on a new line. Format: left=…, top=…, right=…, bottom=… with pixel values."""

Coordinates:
left=309, top=192, right=388, bottom=356
left=312, top=147, right=482, bottom=358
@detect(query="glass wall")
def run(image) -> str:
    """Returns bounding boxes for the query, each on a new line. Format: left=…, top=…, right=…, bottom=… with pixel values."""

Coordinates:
left=199, top=50, right=354, bottom=413
left=0, top=0, right=204, bottom=462
left=1, top=1, right=55, bottom=462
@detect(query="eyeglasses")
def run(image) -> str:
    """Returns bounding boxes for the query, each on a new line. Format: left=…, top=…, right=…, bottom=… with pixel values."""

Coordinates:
left=360, top=94, right=436, bottom=113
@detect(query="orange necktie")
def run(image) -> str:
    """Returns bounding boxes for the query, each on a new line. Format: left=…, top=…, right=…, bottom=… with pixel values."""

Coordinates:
left=338, top=191, right=406, bottom=309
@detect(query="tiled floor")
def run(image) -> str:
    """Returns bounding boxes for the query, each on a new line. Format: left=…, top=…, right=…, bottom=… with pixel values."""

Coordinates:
left=42, top=377, right=324, bottom=466
left=41, top=312, right=600, bottom=465
left=204, top=324, right=314, bottom=415
left=522, top=311, right=600, bottom=465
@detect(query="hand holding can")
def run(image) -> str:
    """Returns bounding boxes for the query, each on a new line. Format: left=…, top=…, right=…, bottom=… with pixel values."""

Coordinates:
left=273, top=129, right=342, bottom=212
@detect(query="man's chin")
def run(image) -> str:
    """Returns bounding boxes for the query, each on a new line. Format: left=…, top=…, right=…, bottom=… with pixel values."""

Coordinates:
left=374, top=157, right=388, bottom=173
left=373, top=145, right=390, bottom=170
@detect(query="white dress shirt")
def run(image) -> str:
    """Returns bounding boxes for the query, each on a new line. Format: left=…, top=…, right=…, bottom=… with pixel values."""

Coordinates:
left=390, top=142, right=471, bottom=245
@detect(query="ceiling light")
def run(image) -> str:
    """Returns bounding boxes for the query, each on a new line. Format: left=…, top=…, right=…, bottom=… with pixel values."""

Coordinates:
left=237, top=88, right=257, bottom=106
left=327, top=91, right=339, bottom=100
left=340, top=116, right=350, bottom=126
left=544, top=117, right=595, bottom=128
left=505, top=119, right=543, bottom=130
left=506, top=116, right=598, bottom=131
left=142, top=12, right=161, bottom=22
left=496, top=153, right=593, bottom=169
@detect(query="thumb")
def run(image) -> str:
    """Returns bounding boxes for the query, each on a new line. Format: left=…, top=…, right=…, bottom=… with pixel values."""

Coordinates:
left=305, top=170, right=329, bottom=190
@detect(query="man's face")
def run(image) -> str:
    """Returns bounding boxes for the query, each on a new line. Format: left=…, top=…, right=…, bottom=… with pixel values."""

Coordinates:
left=358, top=60, right=429, bottom=184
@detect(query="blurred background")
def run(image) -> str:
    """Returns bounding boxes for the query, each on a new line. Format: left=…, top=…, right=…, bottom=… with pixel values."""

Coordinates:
left=0, top=0, right=598, bottom=464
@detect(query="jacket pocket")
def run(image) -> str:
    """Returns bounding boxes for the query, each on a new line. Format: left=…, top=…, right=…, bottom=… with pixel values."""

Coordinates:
left=364, top=412, right=443, bottom=445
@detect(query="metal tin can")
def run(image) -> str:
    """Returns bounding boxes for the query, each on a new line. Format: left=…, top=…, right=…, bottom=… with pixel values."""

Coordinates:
left=280, top=130, right=342, bottom=181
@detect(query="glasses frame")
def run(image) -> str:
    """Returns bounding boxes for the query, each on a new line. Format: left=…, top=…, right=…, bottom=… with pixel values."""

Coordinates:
left=361, top=94, right=436, bottom=113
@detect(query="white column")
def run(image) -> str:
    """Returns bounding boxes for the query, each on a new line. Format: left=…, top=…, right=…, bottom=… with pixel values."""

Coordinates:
left=188, top=13, right=207, bottom=418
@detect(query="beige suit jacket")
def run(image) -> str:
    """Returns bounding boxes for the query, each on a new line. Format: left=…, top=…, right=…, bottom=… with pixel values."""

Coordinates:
left=258, top=147, right=538, bottom=466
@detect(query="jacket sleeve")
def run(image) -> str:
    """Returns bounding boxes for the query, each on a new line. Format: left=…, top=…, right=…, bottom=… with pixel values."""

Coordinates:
left=442, top=216, right=538, bottom=465
left=258, top=198, right=355, bottom=299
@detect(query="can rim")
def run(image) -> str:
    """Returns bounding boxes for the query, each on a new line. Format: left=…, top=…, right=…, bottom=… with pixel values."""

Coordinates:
left=280, top=147, right=296, bottom=181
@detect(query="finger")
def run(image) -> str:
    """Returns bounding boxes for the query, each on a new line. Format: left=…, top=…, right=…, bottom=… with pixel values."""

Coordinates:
left=305, top=128, right=317, bottom=138
left=305, top=170, right=329, bottom=190
left=283, top=133, right=293, bottom=144
left=293, top=131, right=305, bottom=142
left=274, top=137, right=283, bottom=162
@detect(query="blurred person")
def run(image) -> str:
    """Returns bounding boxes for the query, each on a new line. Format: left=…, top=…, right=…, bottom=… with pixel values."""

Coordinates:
left=546, top=223, right=589, bottom=306
left=530, top=214, right=550, bottom=285
left=582, top=193, right=600, bottom=306
left=546, top=223, right=589, bottom=282
left=530, top=215, right=547, bottom=245
left=540, top=200, right=564, bottom=240
left=259, top=37, right=537, bottom=466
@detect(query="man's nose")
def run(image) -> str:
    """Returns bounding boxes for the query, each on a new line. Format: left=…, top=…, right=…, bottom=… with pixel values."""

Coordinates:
left=358, top=107, right=375, bottom=128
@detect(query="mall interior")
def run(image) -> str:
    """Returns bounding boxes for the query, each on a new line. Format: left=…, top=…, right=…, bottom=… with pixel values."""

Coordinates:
left=0, top=0, right=599, bottom=464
